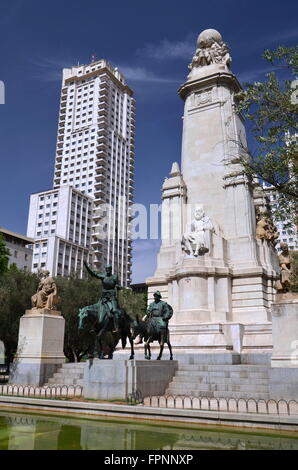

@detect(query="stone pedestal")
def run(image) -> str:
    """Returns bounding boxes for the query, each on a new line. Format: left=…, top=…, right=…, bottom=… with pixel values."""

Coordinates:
left=9, top=309, right=66, bottom=386
left=83, top=359, right=178, bottom=400
left=271, top=295, right=298, bottom=368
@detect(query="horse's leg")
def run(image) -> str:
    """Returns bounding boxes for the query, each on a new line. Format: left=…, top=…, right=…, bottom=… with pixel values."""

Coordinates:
left=167, top=339, right=173, bottom=360
left=144, top=339, right=151, bottom=360
left=165, top=330, right=173, bottom=360
left=128, top=332, right=134, bottom=360
left=147, top=340, right=152, bottom=360
left=157, top=334, right=164, bottom=360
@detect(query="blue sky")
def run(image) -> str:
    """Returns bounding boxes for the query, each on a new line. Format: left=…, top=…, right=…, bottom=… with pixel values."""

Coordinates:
left=0, top=0, right=297, bottom=282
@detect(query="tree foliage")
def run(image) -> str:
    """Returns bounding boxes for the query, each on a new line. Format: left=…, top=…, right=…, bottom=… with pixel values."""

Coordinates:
left=290, top=251, right=298, bottom=292
left=0, top=268, right=38, bottom=365
left=0, top=233, right=10, bottom=275
left=236, top=46, right=298, bottom=223
left=55, top=275, right=101, bottom=362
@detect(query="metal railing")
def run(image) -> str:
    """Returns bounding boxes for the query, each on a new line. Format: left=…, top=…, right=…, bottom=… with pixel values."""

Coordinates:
left=0, top=384, right=83, bottom=399
left=127, top=390, right=144, bottom=405
left=143, top=394, right=298, bottom=416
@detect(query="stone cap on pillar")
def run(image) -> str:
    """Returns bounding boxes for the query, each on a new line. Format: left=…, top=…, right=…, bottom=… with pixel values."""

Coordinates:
left=24, top=308, right=62, bottom=317
left=178, top=28, right=241, bottom=100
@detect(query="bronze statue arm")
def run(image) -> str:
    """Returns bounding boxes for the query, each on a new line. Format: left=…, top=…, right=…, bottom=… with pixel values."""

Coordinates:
left=84, top=262, right=104, bottom=280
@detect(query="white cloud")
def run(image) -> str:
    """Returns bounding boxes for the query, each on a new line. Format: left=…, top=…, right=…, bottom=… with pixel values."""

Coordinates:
left=137, top=35, right=195, bottom=61
left=237, top=66, right=276, bottom=84
left=118, top=65, right=179, bottom=84
left=265, top=29, right=298, bottom=45
left=28, top=57, right=76, bottom=82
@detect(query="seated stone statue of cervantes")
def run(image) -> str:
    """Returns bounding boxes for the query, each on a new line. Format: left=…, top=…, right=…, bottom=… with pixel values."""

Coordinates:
left=31, top=270, right=60, bottom=311
left=182, top=206, right=214, bottom=256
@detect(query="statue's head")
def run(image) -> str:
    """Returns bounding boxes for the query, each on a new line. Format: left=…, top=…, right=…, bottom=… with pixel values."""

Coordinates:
left=153, top=291, right=162, bottom=301
left=280, top=242, right=289, bottom=253
left=40, top=270, right=50, bottom=278
left=194, top=206, right=204, bottom=220
left=105, top=265, right=112, bottom=275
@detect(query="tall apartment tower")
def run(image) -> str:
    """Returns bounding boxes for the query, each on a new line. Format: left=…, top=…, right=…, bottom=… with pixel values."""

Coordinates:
left=28, top=59, right=135, bottom=285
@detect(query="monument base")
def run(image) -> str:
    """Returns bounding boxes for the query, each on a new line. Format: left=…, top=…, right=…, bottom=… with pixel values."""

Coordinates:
left=9, top=309, right=65, bottom=386
left=167, top=321, right=273, bottom=354
left=83, top=359, right=178, bottom=400
left=271, top=295, right=298, bottom=368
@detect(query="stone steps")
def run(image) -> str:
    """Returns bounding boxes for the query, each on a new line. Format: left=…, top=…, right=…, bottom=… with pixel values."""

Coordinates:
left=44, top=362, right=85, bottom=387
left=165, top=363, right=270, bottom=400
left=165, top=389, right=270, bottom=400
left=177, top=364, right=268, bottom=371
left=172, top=376, right=268, bottom=385
left=175, top=370, right=269, bottom=379
left=166, top=382, right=269, bottom=393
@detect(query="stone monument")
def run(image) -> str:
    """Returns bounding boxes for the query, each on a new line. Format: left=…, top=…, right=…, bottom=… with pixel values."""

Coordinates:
left=10, top=271, right=65, bottom=385
left=146, top=29, right=280, bottom=359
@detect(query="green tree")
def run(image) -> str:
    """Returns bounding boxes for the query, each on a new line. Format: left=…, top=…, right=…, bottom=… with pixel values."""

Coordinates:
left=55, top=275, right=100, bottom=362
left=0, top=233, right=10, bottom=275
left=236, top=45, right=298, bottom=224
left=0, top=268, right=38, bottom=365
left=118, top=288, right=147, bottom=320
left=290, top=251, right=298, bottom=292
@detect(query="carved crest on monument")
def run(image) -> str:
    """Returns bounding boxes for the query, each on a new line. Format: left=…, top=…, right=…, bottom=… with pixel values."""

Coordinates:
left=196, top=89, right=212, bottom=106
left=188, top=29, right=231, bottom=70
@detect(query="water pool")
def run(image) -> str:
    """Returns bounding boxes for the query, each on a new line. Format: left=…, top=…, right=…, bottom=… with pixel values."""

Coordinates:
left=0, top=409, right=297, bottom=450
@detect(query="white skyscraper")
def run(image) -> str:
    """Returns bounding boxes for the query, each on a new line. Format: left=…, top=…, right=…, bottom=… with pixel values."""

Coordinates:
left=28, top=59, right=135, bottom=284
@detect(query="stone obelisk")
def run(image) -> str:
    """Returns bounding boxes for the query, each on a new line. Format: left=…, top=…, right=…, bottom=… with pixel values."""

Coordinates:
left=147, top=29, right=279, bottom=357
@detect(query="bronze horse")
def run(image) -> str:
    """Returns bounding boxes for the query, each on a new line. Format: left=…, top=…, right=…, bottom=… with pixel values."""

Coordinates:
left=78, top=306, right=134, bottom=360
left=131, top=316, right=173, bottom=361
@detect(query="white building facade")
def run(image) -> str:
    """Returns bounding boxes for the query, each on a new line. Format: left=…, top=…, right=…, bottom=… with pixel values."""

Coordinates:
left=27, top=186, right=93, bottom=277
left=27, top=59, right=135, bottom=284
left=0, top=227, right=33, bottom=271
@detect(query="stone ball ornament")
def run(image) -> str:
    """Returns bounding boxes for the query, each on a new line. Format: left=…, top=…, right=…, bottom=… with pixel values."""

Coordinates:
left=197, top=28, right=223, bottom=47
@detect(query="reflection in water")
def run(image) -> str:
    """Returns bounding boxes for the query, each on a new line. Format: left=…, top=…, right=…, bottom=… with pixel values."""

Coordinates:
left=0, top=410, right=297, bottom=450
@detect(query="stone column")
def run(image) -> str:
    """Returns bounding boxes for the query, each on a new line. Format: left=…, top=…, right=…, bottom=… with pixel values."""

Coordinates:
left=9, top=309, right=66, bottom=386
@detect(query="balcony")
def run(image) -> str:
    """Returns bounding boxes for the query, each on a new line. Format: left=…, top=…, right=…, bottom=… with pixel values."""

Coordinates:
left=97, top=135, right=108, bottom=144
left=97, top=128, right=107, bottom=137
left=97, top=117, right=108, bottom=126
left=97, top=142, right=107, bottom=151
left=99, top=81, right=109, bottom=90
left=98, top=94, right=108, bottom=103
left=98, top=108, right=108, bottom=117
left=94, top=194, right=105, bottom=204
left=95, top=180, right=105, bottom=190
left=96, top=158, right=107, bottom=168
left=56, top=149, right=63, bottom=155
left=95, top=172, right=105, bottom=182
left=94, top=188, right=105, bottom=198
left=95, top=164, right=106, bottom=173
